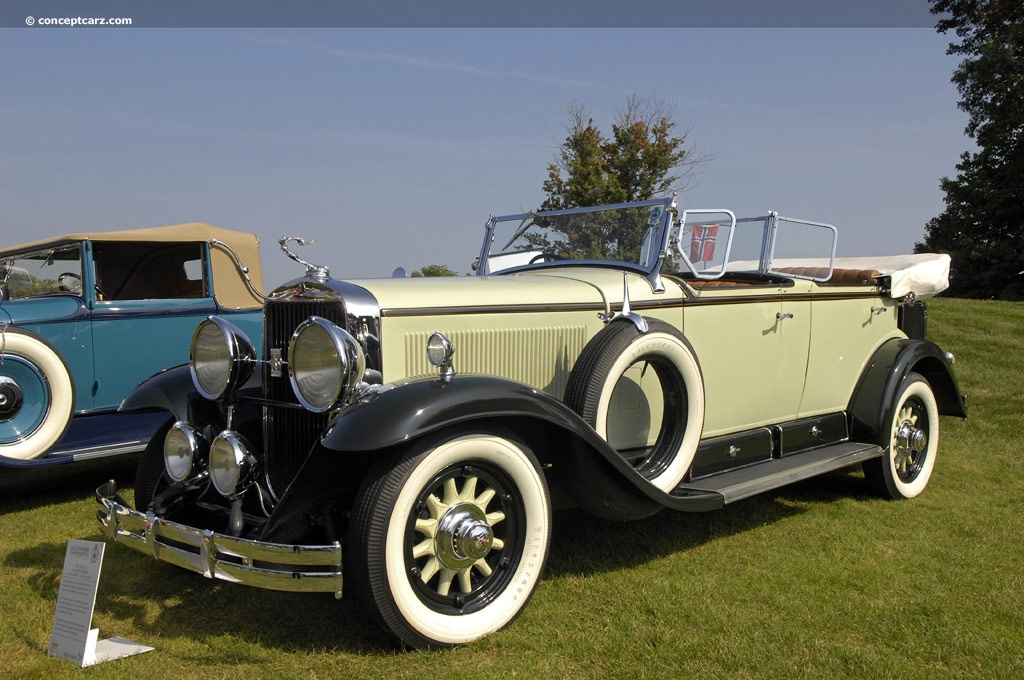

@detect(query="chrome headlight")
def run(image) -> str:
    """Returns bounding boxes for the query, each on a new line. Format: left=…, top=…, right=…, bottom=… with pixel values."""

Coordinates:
left=209, top=431, right=256, bottom=497
left=190, top=317, right=257, bottom=401
left=288, top=316, right=366, bottom=413
left=163, top=422, right=207, bottom=482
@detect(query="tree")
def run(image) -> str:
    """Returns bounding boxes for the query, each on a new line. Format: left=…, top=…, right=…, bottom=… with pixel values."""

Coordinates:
left=916, top=0, right=1024, bottom=299
left=542, top=94, right=702, bottom=210
left=538, top=94, right=704, bottom=263
left=410, top=264, right=458, bottom=277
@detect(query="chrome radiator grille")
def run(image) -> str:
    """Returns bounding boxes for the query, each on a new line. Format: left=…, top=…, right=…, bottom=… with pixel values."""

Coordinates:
left=262, top=296, right=347, bottom=492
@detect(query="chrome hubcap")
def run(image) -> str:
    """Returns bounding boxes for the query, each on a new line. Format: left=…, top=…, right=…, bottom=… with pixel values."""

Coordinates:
left=411, top=472, right=507, bottom=597
left=897, top=421, right=926, bottom=456
left=893, top=403, right=928, bottom=479
left=0, top=376, right=23, bottom=419
left=438, top=504, right=494, bottom=567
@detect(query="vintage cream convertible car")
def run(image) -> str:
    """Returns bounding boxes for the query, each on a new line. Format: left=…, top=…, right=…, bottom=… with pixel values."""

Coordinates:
left=96, top=198, right=965, bottom=648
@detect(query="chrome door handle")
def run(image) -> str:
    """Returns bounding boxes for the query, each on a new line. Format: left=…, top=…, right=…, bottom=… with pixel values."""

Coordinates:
left=776, top=312, right=793, bottom=321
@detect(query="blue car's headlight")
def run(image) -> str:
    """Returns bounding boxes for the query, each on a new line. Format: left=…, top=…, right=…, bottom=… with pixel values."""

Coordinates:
left=163, top=421, right=207, bottom=482
left=189, top=317, right=257, bottom=400
left=210, top=430, right=256, bottom=497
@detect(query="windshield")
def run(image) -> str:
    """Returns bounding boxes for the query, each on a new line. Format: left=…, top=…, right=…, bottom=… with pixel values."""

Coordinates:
left=479, top=199, right=673, bottom=275
left=0, top=244, right=84, bottom=300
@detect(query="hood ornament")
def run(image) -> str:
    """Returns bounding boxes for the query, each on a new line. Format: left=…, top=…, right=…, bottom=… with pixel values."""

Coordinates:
left=279, top=237, right=330, bottom=282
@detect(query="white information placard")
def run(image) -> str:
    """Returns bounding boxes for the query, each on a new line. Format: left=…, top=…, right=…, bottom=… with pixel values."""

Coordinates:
left=48, top=539, right=153, bottom=667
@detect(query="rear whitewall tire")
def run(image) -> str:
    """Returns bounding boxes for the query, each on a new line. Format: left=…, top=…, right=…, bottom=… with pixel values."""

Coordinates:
left=865, top=373, right=939, bottom=500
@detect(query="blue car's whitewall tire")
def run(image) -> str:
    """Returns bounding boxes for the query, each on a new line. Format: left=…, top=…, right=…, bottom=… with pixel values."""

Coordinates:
left=0, top=330, right=74, bottom=460
left=348, top=428, right=551, bottom=648
left=565, top=318, right=705, bottom=494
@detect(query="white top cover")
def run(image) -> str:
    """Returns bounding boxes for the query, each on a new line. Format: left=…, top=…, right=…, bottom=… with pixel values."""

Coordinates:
left=832, top=253, right=951, bottom=299
left=764, top=253, right=950, bottom=299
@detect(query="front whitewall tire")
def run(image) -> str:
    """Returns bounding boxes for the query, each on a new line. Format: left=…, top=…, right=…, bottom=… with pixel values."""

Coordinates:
left=349, top=428, right=551, bottom=648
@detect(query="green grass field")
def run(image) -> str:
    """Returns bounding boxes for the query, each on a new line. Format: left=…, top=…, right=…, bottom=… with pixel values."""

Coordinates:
left=1, top=297, right=1021, bottom=678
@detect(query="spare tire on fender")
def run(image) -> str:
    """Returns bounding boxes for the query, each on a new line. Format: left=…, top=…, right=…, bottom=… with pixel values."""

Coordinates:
left=564, top=317, right=705, bottom=496
left=0, top=328, right=75, bottom=460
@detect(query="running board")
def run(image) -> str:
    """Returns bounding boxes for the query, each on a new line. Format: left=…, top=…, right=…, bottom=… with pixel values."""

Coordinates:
left=672, top=441, right=883, bottom=505
left=1, top=439, right=151, bottom=471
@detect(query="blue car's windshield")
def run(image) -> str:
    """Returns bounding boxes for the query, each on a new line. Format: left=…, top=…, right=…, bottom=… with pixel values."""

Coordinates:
left=0, top=245, right=83, bottom=300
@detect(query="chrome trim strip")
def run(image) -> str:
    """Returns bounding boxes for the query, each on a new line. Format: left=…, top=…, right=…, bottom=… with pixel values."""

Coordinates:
left=69, top=440, right=149, bottom=460
left=681, top=291, right=884, bottom=307
left=381, top=278, right=884, bottom=318
left=97, top=492, right=343, bottom=594
left=89, top=304, right=219, bottom=319
left=381, top=289, right=882, bottom=318
left=382, top=300, right=682, bottom=318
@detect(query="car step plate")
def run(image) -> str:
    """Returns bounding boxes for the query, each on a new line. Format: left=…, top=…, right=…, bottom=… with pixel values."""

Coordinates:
left=674, top=441, right=883, bottom=505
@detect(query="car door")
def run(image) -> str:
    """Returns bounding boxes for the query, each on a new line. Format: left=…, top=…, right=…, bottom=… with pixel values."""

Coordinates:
left=682, top=281, right=810, bottom=439
left=87, top=240, right=217, bottom=410
left=798, top=284, right=902, bottom=417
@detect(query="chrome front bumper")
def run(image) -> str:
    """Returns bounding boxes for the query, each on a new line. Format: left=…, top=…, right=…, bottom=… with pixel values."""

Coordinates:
left=95, top=483, right=343, bottom=595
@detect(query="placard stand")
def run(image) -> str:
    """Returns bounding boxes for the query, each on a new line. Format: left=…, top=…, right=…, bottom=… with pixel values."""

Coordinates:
left=48, top=540, right=153, bottom=667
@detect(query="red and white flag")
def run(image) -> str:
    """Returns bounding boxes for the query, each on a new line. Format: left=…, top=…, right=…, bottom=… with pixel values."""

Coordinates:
left=689, top=224, right=719, bottom=262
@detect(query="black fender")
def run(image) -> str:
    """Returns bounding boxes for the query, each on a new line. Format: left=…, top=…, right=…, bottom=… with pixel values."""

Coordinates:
left=320, top=375, right=724, bottom=517
left=848, top=337, right=967, bottom=445
left=119, top=364, right=196, bottom=421
left=119, top=364, right=263, bottom=440
left=321, top=375, right=606, bottom=452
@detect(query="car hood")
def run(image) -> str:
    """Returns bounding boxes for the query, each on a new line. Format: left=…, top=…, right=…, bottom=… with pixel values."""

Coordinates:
left=343, top=269, right=666, bottom=315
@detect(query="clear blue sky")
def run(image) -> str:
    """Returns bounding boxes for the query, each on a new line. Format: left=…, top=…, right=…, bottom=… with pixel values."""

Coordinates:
left=0, top=28, right=966, bottom=287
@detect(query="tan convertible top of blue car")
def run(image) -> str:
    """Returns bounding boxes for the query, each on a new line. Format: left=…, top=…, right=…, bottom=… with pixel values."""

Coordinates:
left=0, top=223, right=264, bottom=310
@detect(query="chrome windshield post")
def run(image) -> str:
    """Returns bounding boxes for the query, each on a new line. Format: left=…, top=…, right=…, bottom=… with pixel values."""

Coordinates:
left=473, top=215, right=498, bottom=276
left=211, top=238, right=268, bottom=302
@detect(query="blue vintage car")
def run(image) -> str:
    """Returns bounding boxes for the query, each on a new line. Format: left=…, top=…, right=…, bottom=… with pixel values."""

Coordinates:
left=0, top=223, right=265, bottom=472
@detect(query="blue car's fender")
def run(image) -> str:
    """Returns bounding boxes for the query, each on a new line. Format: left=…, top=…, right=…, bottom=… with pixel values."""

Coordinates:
left=119, top=364, right=196, bottom=422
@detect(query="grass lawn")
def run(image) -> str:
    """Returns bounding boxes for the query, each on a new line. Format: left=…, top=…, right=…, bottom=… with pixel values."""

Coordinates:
left=1, top=297, right=1021, bottom=678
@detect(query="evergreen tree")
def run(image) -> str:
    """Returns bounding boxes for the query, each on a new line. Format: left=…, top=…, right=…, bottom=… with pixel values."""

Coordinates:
left=917, top=0, right=1024, bottom=299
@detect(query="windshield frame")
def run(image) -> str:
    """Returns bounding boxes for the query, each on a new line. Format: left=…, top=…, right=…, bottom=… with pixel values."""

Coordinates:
left=475, top=197, right=677, bottom=282
left=474, top=199, right=839, bottom=286
left=0, top=243, right=86, bottom=302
